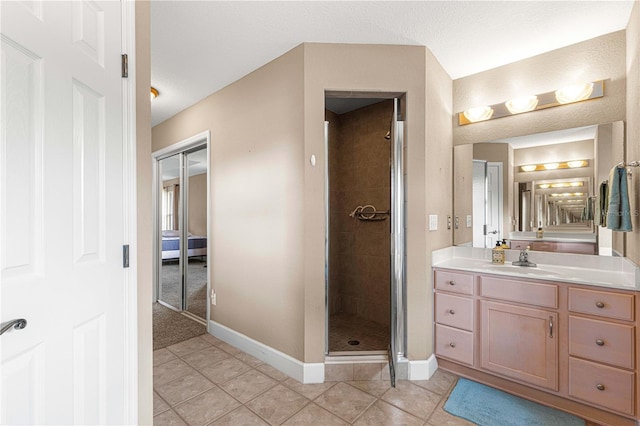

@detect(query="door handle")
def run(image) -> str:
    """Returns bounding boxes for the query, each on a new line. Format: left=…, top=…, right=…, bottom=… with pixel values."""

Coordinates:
left=0, top=319, right=27, bottom=336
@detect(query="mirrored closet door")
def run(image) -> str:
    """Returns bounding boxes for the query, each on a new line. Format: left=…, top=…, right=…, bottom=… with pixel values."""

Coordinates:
left=157, top=143, right=208, bottom=322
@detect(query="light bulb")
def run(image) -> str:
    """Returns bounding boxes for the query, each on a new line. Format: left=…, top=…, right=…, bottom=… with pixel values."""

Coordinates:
left=505, top=95, right=538, bottom=114
left=463, top=106, right=494, bottom=123
left=555, top=83, right=594, bottom=104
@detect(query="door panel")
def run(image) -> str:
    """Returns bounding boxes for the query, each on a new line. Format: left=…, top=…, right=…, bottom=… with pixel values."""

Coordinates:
left=485, top=162, right=503, bottom=247
left=185, top=146, right=208, bottom=320
left=159, top=154, right=183, bottom=311
left=1, top=2, right=126, bottom=423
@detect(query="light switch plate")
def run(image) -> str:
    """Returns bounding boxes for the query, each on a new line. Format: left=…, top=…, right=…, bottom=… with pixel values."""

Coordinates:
left=466, top=215, right=472, bottom=228
left=429, top=214, right=438, bottom=231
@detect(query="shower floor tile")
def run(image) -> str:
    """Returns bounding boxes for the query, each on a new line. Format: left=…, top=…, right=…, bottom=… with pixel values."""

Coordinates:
left=329, top=313, right=390, bottom=352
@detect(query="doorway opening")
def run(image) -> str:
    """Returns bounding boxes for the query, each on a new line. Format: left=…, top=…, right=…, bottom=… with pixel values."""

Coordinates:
left=324, top=93, right=406, bottom=372
left=472, top=160, right=504, bottom=247
left=152, top=132, right=211, bottom=349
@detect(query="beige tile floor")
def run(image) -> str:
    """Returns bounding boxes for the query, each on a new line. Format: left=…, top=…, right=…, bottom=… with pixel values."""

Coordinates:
left=153, top=334, right=473, bottom=426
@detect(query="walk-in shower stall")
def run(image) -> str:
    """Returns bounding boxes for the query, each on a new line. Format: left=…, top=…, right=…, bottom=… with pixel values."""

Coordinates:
left=324, top=95, right=406, bottom=374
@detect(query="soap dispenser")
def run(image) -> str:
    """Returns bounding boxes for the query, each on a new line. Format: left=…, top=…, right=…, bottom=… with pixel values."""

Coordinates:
left=492, top=241, right=505, bottom=264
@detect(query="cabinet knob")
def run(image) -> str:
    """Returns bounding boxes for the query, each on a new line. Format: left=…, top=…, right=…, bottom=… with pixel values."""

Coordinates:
left=448, top=281, right=456, bottom=286
left=448, top=309, right=455, bottom=315
left=595, top=301, right=605, bottom=309
left=449, top=342, right=456, bottom=348
left=595, top=339, right=605, bottom=346
left=596, top=383, right=605, bottom=391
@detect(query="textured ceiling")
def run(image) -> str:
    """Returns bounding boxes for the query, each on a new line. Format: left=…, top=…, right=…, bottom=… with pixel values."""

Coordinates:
left=151, top=1, right=634, bottom=126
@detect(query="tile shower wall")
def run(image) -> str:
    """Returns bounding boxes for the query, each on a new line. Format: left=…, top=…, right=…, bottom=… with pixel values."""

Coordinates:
left=327, top=100, right=392, bottom=331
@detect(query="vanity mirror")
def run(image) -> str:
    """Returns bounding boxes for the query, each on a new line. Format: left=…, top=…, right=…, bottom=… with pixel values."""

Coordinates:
left=453, top=121, right=625, bottom=256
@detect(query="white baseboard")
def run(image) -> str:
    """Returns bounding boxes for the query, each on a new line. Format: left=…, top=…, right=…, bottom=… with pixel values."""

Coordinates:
left=408, top=354, right=438, bottom=380
left=208, top=320, right=324, bottom=384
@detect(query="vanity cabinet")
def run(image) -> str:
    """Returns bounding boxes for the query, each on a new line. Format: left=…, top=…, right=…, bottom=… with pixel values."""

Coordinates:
left=434, top=267, right=639, bottom=426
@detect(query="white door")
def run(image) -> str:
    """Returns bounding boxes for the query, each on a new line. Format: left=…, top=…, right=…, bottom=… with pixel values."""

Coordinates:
left=485, top=162, right=503, bottom=247
left=1, top=2, right=128, bottom=424
left=472, top=160, right=486, bottom=248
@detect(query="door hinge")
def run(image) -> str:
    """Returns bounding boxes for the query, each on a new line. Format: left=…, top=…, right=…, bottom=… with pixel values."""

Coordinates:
left=121, top=54, right=128, bottom=78
left=123, top=244, right=130, bottom=268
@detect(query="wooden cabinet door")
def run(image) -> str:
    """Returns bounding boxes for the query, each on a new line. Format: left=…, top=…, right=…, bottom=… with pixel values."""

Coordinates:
left=480, top=301, right=558, bottom=391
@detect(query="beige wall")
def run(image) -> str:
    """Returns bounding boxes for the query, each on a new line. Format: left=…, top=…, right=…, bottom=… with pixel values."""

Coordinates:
left=453, top=31, right=626, bottom=146
left=153, top=45, right=306, bottom=360
left=303, top=43, right=452, bottom=362
left=626, top=2, right=640, bottom=266
left=154, top=42, right=452, bottom=364
left=423, top=50, right=454, bottom=357
left=135, top=1, right=153, bottom=424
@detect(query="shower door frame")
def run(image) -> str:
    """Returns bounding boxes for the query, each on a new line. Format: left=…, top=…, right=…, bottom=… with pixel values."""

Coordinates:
left=323, top=93, right=407, bottom=363
left=152, top=131, right=211, bottom=324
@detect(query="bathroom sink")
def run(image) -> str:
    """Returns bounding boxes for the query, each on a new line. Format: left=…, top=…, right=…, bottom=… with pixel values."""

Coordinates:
left=482, top=264, right=560, bottom=277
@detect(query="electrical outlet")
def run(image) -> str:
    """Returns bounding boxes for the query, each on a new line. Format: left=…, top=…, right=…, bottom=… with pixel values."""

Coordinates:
left=447, top=215, right=452, bottom=230
left=211, top=289, right=217, bottom=306
left=466, top=215, right=472, bottom=228
left=429, top=214, right=438, bottom=231
left=455, top=216, right=459, bottom=229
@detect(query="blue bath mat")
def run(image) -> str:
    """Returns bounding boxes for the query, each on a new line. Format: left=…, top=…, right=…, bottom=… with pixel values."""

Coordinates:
left=444, top=378, right=585, bottom=426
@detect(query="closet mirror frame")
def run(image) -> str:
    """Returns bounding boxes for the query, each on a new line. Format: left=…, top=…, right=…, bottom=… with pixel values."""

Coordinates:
left=453, top=120, right=626, bottom=257
left=152, top=131, right=212, bottom=323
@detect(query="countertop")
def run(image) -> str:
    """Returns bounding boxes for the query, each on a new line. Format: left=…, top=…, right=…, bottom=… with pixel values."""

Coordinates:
left=432, top=246, right=639, bottom=291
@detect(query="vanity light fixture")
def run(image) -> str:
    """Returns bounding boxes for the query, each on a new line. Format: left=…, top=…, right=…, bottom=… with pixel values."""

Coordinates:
left=519, top=159, right=589, bottom=173
left=505, top=95, right=538, bottom=114
left=551, top=192, right=584, bottom=197
left=458, top=80, right=604, bottom=125
left=150, top=87, right=159, bottom=101
left=537, top=181, right=584, bottom=189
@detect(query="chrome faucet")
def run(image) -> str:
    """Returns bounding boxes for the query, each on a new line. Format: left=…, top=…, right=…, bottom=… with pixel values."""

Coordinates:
left=513, top=246, right=537, bottom=267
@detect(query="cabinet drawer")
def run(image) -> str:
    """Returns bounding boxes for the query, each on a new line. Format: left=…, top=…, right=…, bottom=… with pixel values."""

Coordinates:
left=568, top=357, right=635, bottom=416
left=480, top=276, right=557, bottom=309
left=569, top=316, right=635, bottom=369
left=435, top=324, right=474, bottom=366
left=568, top=287, right=634, bottom=321
left=435, top=293, right=474, bottom=331
left=434, top=270, right=474, bottom=295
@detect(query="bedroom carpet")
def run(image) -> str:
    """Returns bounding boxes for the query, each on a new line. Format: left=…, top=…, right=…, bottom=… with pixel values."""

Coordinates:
left=153, top=302, right=206, bottom=350
left=159, top=259, right=207, bottom=319
left=444, top=378, right=585, bottom=426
